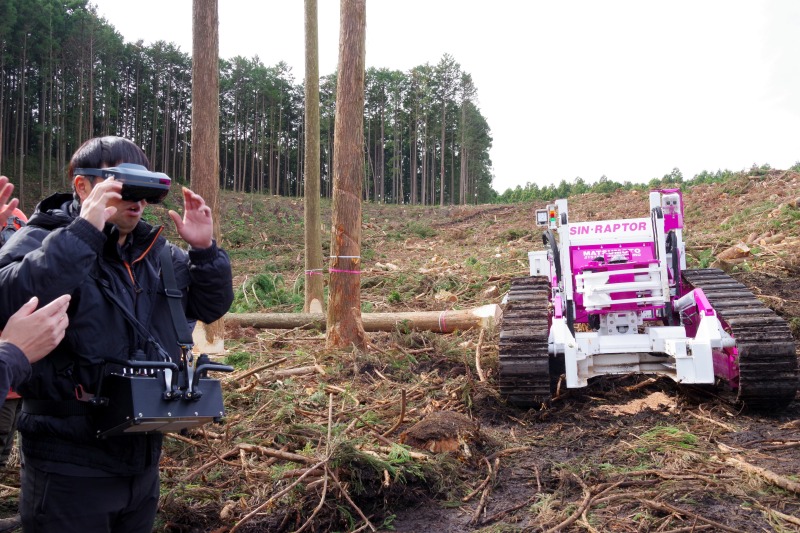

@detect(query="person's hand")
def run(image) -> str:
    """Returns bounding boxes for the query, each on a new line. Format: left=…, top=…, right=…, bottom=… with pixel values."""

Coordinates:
left=1, top=295, right=71, bottom=364
left=78, top=176, right=122, bottom=231
left=168, top=187, right=214, bottom=249
left=0, top=176, right=20, bottom=224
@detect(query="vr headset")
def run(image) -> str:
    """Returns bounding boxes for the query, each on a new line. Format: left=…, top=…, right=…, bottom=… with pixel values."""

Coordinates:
left=74, top=163, right=171, bottom=204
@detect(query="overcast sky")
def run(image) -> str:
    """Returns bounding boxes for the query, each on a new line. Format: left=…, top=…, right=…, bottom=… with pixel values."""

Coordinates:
left=90, top=0, right=800, bottom=193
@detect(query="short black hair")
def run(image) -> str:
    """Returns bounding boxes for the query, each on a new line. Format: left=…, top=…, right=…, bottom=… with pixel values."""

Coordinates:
left=68, top=136, right=150, bottom=181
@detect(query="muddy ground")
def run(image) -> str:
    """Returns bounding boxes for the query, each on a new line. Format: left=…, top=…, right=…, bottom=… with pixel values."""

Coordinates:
left=1, top=172, right=798, bottom=532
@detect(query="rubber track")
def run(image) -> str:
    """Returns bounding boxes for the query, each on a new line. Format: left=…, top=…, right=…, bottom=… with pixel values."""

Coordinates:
left=682, top=268, right=798, bottom=409
left=498, top=276, right=554, bottom=407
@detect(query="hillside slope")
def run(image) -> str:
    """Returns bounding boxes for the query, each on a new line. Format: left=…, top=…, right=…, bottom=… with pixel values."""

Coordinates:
left=217, top=170, right=800, bottom=329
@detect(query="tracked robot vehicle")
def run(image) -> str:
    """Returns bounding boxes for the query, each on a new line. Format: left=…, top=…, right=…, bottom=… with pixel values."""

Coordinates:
left=499, top=189, right=798, bottom=409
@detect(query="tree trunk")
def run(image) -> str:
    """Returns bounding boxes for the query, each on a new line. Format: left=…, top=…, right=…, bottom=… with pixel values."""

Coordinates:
left=276, top=103, right=282, bottom=195
left=0, top=50, right=5, bottom=173
left=326, top=0, right=367, bottom=351
left=191, top=0, right=224, bottom=350
left=135, top=57, right=143, bottom=146
left=39, top=71, right=46, bottom=198
left=17, top=32, right=27, bottom=209
left=410, top=116, right=416, bottom=204
left=392, top=106, right=399, bottom=203
left=0, top=51, right=5, bottom=173
left=284, top=127, right=290, bottom=195
left=232, top=96, right=239, bottom=191
left=419, top=118, right=428, bottom=205
left=296, top=118, right=303, bottom=196
left=449, top=132, right=455, bottom=205
left=304, top=0, right=324, bottom=313
left=379, top=100, right=385, bottom=202
left=429, top=140, right=435, bottom=204
left=150, top=71, right=159, bottom=168
left=162, top=73, right=172, bottom=172
left=47, top=52, right=54, bottom=193
left=269, top=106, right=275, bottom=194
left=439, top=96, right=445, bottom=207
left=460, top=102, right=466, bottom=205
left=326, top=98, right=333, bottom=198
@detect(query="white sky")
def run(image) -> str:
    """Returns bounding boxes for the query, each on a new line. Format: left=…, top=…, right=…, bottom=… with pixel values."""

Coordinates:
left=90, top=0, right=800, bottom=193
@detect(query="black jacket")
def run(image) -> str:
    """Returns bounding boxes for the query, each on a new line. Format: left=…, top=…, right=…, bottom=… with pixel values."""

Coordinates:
left=0, top=193, right=234, bottom=475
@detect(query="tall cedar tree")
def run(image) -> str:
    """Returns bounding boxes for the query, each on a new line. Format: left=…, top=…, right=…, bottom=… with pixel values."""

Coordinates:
left=326, top=0, right=367, bottom=350
left=191, top=0, right=224, bottom=343
left=304, top=0, right=324, bottom=313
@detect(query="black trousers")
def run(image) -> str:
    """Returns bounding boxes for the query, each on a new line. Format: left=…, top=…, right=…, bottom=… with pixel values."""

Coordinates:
left=20, top=460, right=159, bottom=533
left=0, top=397, right=21, bottom=466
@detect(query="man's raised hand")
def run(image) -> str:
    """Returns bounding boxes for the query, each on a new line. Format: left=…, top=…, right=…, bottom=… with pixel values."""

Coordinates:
left=168, top=187, right=214, bottom=249
left=78, top=176, right=122, bottom=231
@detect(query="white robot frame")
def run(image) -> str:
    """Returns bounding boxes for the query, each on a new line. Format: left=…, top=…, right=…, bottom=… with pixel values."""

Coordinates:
left=528, top=190, right=733, bottom=390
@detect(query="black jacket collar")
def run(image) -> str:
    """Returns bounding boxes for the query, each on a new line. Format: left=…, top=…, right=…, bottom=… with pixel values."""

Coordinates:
left=31, top=192, right=164, bottom=262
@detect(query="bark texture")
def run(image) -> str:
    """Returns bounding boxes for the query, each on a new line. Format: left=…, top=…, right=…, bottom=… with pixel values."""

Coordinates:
left=191, top=0, right=224, bottom=345
left=326, top=0, right=368, bottom=350
left=304, top=0, right=324, bottom=313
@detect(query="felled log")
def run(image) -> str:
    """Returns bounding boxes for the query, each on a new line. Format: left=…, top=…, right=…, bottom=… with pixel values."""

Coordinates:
left=225, top=304, right=501, bottom=332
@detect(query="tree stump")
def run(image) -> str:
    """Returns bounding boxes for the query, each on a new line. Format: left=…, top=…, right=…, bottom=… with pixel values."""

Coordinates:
left=400, top=411, right=481, bottom=457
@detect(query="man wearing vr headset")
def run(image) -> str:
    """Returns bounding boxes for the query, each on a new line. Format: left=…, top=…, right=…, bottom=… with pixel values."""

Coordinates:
left=0, top=136, right=234, bottom=532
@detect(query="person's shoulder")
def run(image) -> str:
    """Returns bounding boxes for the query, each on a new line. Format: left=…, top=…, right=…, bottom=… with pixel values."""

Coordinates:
left=0, top=223, right=48, bottom=265
left=27, top=193, right=75, bottom=231
left=165, top=239, right=190, bottom=260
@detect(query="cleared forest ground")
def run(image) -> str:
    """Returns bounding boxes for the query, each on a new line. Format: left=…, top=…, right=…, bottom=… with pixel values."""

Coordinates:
left=2, top=172, right=799, bottom=532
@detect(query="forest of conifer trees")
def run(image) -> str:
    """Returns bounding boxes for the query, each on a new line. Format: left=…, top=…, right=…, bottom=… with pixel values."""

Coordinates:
left=0, top=0, right=495, bottom=209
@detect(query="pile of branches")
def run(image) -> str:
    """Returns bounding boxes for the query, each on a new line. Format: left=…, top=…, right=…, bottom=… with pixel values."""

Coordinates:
left=156, top=327, right=800, bottom=532
left=157, top=329, right=486, bottom=532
